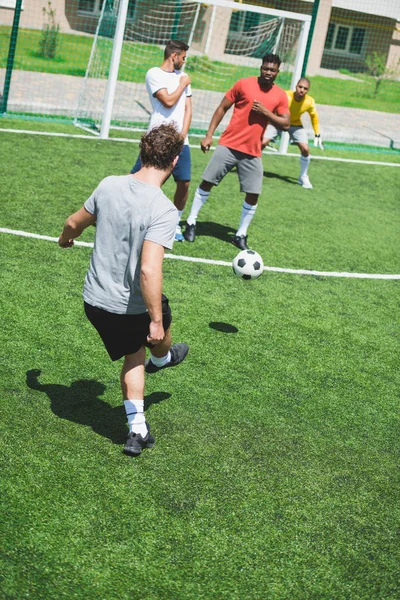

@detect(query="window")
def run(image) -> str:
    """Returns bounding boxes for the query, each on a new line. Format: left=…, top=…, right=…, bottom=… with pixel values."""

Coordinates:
left=0, top=0, right=24, bottom=7
left=335, top=26, right=348, bottom=50
left=324, top=23, right=335, bottom=50
left=324, top=23, right=366, bottom=55
left=78, top=0, right=96, bottom=11
left=78, top=0, right=136, bottom=18
left=349, top=28, right=365, bottom=54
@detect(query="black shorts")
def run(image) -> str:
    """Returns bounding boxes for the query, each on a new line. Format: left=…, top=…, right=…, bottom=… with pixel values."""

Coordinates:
left=84, top=296, right=172, bottom=361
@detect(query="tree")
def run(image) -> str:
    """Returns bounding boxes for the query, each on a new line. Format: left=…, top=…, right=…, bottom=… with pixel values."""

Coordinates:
left=365, top=52, right=400, bottom=97
left=38, top=2, right=60, bottom=60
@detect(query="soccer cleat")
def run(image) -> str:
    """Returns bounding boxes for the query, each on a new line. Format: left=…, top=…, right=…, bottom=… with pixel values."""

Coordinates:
left=231, top=234, right=249, bottom=251
left=298, top=175, right=313, bottom=189
left=123, top=424, right=155, bottom=457
left=175, top=225, right=185, bottom=242
left=145, top=343, right=189, bottom=374
left=183, top=223, right=196, bottom=242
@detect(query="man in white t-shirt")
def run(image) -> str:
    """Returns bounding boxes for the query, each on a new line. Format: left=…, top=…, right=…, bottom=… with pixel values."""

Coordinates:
left=59, top=124, right=189, bottom=458
left=131, top=40, right=192, bottom=242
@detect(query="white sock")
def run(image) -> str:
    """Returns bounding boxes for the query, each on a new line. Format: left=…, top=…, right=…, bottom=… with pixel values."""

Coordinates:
left=150, top=351, right=171, bottom=367
left=176, top=210, right=184, bottom=228
left=124, top=399, right=147, bottom=437
left=236, top=201, right=257, bottom=237
left=186, top=187, right=210, bottom=225
left=300, top=155, right=311, bottom=178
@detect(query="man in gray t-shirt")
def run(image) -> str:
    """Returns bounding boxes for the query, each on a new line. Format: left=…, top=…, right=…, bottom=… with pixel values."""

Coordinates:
left=58, top=124, right=189, bottom=458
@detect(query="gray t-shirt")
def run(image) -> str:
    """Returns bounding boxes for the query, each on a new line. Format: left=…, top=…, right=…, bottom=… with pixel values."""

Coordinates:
left=83, top=174, right=177, bottom=314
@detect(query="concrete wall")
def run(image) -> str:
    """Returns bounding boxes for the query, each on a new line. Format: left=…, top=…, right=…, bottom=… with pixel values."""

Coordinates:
left=306, top=0, right=333, bottom=75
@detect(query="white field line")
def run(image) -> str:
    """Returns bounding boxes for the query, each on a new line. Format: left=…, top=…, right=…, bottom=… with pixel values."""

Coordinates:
left=1, top=128, right=400, bottom=167
left=1, top=227, right=399, bottom=280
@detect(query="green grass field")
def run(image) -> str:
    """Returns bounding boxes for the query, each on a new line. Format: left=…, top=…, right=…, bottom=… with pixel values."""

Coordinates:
left=0, top=128, right=399, bottom=599
left=1, top=26, right=399, bottom=113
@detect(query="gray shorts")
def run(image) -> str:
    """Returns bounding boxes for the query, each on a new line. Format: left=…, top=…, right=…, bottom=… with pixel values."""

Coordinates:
left=202, top=144, right=263, bottom=195
left=264, top=124, right=308, bottom=145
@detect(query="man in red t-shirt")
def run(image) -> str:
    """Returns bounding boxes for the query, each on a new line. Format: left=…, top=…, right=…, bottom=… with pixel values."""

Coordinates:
left=183, top=53, right=290, bottom=250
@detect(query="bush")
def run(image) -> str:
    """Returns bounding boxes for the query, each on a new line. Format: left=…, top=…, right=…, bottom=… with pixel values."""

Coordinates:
left=38, top=2, right=60, bottom=59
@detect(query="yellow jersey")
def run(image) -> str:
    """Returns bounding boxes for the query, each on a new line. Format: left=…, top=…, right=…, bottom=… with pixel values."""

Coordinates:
left=286, top=90, right=320, bottom=135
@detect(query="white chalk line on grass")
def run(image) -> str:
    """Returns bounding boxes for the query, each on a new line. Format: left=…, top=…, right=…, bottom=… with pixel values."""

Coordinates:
left=1, top=227, right=399, bottom=280
left=1, top=128, right=400, bottom=168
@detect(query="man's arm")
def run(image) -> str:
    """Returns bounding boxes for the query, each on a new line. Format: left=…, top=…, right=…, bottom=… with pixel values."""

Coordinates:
left=181, top=95, right=192, bottom=140
left=308, top=101, right=320, bottom=136
left=140, top=240, right=165, bottom=345
left=252, top=100, right=290, bottom=130
left=154, top=74, right=191, bottom=108
left=201, top=96, right=233, bottom=152
left=58, top=206, right=96, bottom=248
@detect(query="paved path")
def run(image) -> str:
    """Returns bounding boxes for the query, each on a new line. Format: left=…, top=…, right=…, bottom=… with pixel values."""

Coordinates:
left=1, top=69, right=399, bottom=147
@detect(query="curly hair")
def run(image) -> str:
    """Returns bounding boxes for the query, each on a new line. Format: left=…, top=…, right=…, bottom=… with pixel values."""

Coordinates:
left=139, top=123, right=184, bottom=171
left=261, top=53, right=281, bottom=67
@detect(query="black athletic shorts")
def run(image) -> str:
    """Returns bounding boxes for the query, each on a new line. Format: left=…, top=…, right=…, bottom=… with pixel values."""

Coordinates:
left=84, top=295, right=172, bottom=361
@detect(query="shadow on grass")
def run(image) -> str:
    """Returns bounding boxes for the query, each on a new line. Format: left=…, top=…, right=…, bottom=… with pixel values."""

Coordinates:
left=179, top=221, right=236, bottom=244
left=209, top=322, right=238, bottom=333
left=263, top=170, right=298, bottom=184
left=26, top=369, right=170, bottom=445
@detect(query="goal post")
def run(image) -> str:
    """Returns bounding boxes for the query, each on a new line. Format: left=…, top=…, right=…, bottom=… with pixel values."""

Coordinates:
left=74, top=0, right=312, bottom=144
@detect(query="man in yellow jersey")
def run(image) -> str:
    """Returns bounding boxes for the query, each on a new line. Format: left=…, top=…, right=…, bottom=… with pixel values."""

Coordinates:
left=262, top=77, right=323, bottom=189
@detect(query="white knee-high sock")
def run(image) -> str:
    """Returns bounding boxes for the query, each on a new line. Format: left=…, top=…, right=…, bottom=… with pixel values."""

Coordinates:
left=186, top=187, right=210, bottom=225
left=236, top=201, right=257, bottom=237
left=176, top=210, right=184, bottom=228
left=300, top=155, right=311, bottom=178
left=124, top=399, right=147, bottom=437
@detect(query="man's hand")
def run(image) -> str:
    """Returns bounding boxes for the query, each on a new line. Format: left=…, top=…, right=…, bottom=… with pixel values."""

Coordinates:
left=147, top=321, right=165, bottom=346
left=201, top=134, right=213, bottom=153
left=180, top=74, right=191, bottom=88
left=252, top=100, right=267, bottom=115
left=314, top=134, right=324, bottom=150
left=58, top=235, right=74, bottom=248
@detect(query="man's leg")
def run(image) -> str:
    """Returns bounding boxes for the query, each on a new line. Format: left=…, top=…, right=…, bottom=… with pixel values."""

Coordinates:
left=184, top=180, right=213, bottom=242
left=184, top=145, right=236, bottom=242
left=121, top=346, right=155, bottom=456
left=173, top=146, right=192, bottom=241
left=297, top=141, right=313, bottom=189
left=174, top=180, right=190, bottom=242
left=121, top=347, right=146, bottom=435
left=233, top=193, right=259, bottom=250
left=233, top=155, right=263, bottom=250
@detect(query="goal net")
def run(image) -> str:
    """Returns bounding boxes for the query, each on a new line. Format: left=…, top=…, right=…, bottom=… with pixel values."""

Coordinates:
left=74, top=0, right=310, bottom=137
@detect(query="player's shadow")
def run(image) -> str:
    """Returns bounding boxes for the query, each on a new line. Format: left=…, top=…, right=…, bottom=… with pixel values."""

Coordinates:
left=26, top=369, right=170, bottom=445
left=263, top=170, right=298, bottom=184
left=179, top=221, right=236, bottom=244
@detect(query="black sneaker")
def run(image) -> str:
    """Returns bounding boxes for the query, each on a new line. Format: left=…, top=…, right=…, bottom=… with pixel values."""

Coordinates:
left=145, top=343, right=189, bottom=374
left=184, top=223, right=196, bottom=242
left=231, top=234, right=249, bottom=250
left=123, top=424, right=155, bottom=457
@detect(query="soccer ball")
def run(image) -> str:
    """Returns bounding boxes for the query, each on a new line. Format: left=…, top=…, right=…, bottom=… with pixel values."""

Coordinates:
left=232, top=249, right=264, bottom=280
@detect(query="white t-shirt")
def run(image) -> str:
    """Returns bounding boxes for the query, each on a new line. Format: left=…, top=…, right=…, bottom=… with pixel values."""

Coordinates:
left=146, top=66, right=192, bottom=144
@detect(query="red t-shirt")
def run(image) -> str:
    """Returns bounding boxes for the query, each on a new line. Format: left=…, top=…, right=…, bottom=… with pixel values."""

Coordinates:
left=219, top=77, right=288, bottom=157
